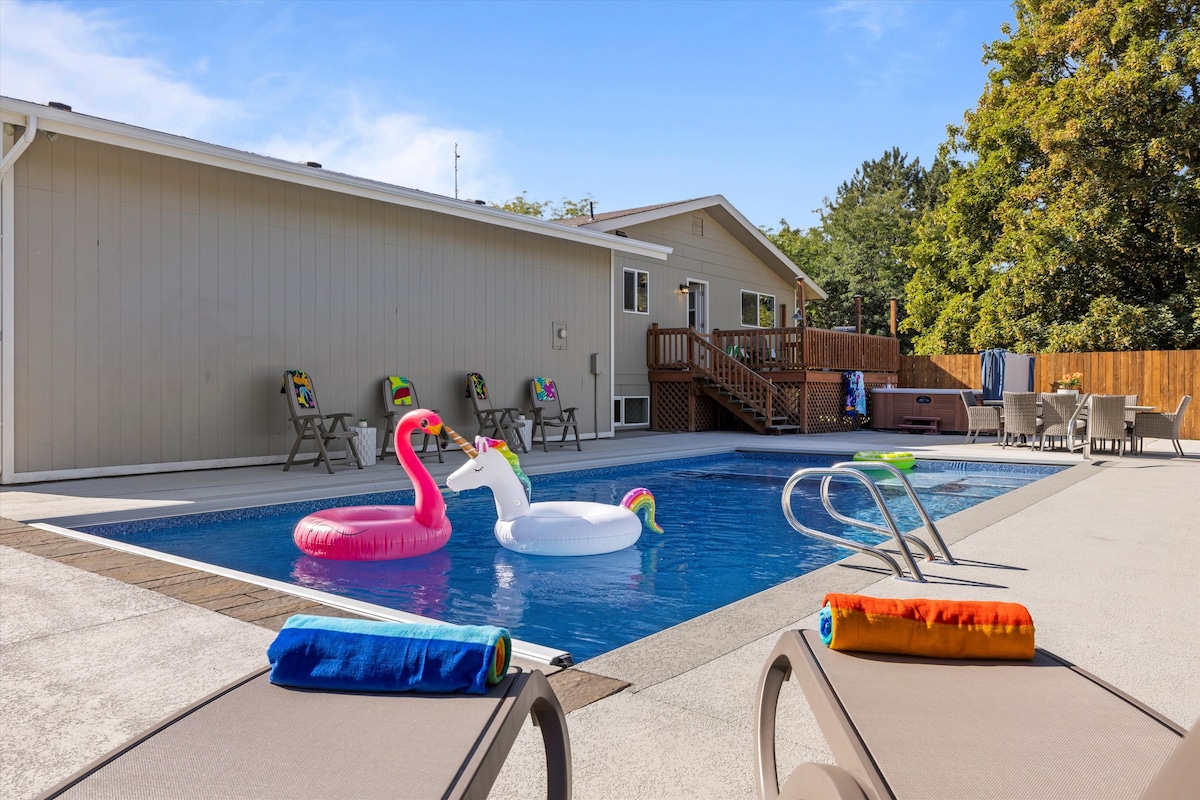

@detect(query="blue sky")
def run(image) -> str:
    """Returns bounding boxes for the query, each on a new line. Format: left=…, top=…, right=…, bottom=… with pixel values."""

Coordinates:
left=0, top=0, right=1014, bottom=229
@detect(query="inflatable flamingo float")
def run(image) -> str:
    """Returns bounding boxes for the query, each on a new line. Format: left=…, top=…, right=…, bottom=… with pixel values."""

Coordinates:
left=292, top=409, right=452, bottom=560
left=444, top=432, right=662, bottom=556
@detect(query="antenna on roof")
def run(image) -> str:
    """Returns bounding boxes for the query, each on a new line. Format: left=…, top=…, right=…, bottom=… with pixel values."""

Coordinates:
left=589, top=200, right=595, bottom=220
left=454, top=143, right=460, bottom=199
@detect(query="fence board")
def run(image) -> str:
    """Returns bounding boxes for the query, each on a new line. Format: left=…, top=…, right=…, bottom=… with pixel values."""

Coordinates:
left=901, top=351, right=1198, bottom=440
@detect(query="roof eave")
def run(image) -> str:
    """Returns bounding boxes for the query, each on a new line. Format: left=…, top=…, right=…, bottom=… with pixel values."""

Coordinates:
left=0, top=97, right=671, bottom=261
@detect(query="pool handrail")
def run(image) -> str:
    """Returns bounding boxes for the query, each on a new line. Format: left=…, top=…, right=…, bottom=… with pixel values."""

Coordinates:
left=781, top=466, right=926, bottom=582
left=825, top=460, right=957, bottom=565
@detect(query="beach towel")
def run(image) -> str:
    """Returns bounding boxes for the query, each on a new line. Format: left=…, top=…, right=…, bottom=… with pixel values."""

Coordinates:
left=281, top=370, right=315, bottom=409
left=267, top=615, right=512, bottom=695
left=819, top=593, right=1035, bottom=661
left=843, top=371, right=866, bottom=418
left=466, top=372, right=488, bottom=400
left=389, top=376, right=414, bottom=406
left=533, top=377, right=557, bottom=402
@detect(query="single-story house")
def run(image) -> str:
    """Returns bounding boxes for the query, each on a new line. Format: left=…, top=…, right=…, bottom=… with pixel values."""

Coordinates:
left=0, top=97, right=822, bottom=483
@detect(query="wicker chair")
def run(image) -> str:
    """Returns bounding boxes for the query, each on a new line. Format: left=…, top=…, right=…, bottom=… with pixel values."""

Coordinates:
left=1039, top=392, right=1087, bottom=451
left=1133, top=395, right=1192, bottom=456
left=1088, top=395, right=1131, bottom=456
left=1001, top=392, right=1042, bottom=449
left=960, top=390, right=1002, bottom=444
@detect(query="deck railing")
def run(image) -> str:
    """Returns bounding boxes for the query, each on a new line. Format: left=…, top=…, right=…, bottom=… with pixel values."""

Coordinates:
left=651, top=325, right=900, bottom=373
left=647, top=326, right=778, bottom=422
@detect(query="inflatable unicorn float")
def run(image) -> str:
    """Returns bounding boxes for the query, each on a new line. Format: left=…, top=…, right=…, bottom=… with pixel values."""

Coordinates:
left=444, top=430, right=662, bottom=556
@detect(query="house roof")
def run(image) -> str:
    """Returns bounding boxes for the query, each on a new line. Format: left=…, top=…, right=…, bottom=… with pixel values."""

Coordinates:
left=559, top=195, right=826, bottom=301
left=0, top=97, right=671, bottom=262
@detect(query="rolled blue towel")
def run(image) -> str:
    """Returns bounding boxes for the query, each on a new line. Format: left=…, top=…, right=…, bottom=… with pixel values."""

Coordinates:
left=267, top=615, right=512, bottom=695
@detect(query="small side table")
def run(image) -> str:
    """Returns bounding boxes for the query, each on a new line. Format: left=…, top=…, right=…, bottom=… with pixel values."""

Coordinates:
left=514, top=417, right=533, bottom=452
left=353, top=426, right=377, bottom=467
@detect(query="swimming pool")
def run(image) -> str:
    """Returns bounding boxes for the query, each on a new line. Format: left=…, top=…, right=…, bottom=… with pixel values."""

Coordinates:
left=81, top=453, right=1063, bottom=662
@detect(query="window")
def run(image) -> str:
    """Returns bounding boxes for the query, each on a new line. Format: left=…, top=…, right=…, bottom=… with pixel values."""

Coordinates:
left=623, top=268, right=649, bottom=314
left=741, top=290, right=776, bottom=327
left=614, top=396, right=650, bottom=427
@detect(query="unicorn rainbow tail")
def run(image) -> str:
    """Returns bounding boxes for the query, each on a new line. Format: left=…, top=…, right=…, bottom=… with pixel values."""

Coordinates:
left=621, top=488, right=663, bottom=534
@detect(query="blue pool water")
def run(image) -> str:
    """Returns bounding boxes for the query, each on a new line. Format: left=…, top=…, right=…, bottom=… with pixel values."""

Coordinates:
left=83, top=453, right=1063, bottom=661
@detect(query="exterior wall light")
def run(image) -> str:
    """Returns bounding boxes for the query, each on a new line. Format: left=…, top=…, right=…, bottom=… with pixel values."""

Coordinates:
left=679, top=284, right=690, bottom=294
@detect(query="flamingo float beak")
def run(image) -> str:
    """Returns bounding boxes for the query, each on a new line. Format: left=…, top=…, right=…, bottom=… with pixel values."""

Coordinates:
left=443, top=425, right=478, bottom=458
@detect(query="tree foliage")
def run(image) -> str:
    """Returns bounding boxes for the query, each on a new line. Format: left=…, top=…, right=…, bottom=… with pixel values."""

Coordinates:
left=767, top=148, right=947, bottom=344
left=903, top=0, right=1200, bottom=354
left=489, top=193, right=596, bottom=220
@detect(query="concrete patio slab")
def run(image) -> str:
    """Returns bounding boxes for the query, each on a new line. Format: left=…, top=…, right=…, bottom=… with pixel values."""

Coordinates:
left=2, top=430, right=1196, bottom=799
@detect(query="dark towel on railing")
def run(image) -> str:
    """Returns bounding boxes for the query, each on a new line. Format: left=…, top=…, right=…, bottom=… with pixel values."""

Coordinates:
left=267, top=615, right=511, bottom=695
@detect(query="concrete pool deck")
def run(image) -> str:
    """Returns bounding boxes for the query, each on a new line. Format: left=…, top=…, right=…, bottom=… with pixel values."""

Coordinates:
left=3, top=430, right=1197, bottom=798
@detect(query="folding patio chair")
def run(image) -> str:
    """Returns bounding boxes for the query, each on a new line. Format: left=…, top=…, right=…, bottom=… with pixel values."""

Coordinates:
left=529, top=377, right=582, bottom=452
left=466, top=372, right=526, bottom=453
left=280, top=370, right=362, bottom=473
left=755, top=629, right=1194, bottom=800
left=380, top=376, right=444, bottom=464
left=40, top=665, right=571, bottom=799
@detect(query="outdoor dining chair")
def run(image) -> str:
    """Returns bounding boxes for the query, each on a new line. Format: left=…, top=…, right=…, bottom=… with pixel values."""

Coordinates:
left=1088, top=394, right=1132, bottom=456
left=1039, top=392, right=1087, bottom=452
left=380, top=377, right=444, bottom=464
left=1133, top=395, right=1192, bottom=456
left=280, top=370, right=363, bottom=473
left=960, top=390, right=1001, bottom=444
left=1001, top=392, right=1041, bottom=449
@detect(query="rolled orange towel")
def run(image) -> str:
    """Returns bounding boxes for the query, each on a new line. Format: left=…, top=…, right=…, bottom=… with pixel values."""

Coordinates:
left=820, top=593, right=1035, bottom=660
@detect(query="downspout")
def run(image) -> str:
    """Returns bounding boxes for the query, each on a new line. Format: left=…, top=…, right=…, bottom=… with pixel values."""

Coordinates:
left=1, top=115, right=37, bottom=483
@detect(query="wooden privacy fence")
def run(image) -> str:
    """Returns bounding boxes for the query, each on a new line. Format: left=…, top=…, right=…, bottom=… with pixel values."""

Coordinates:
left=901, top=351, right=1199, bottom=440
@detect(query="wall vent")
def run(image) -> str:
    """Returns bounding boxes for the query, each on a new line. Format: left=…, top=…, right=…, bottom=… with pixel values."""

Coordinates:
left=692, top=215, right=704, bottom=237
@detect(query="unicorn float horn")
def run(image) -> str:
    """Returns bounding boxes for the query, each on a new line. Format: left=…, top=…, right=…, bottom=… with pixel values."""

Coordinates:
left=443, top=425, right=478, bottom=458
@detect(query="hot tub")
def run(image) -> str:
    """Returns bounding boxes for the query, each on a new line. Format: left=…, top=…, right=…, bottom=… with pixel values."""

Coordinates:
left=871, top=388, right=979, bottom=433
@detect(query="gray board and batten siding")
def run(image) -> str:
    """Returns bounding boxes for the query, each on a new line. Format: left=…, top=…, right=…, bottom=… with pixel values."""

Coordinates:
left=5, top=131, right=620, bottom=480
left=611, top=209, right=801, bottom=400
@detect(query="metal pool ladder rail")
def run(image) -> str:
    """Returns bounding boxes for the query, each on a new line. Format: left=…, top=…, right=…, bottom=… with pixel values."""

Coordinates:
left=780, top=461, right=956, bottom=582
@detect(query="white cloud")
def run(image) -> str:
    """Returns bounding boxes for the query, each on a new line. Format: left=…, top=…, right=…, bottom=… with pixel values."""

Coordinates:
left=0, top=0, right=236, bottom=136
left=822, top=0, right=908, bottom=41
left=251, top=103, right=501, bottom=200
left=0, top=1, right=507, bottom=200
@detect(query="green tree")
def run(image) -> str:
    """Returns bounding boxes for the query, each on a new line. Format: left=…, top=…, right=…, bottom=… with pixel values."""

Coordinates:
left=768, top=148, right=946, bottom=345
left=490, top=194, right=596, bottom=220
left=903, top=0, right=1200, bottom=354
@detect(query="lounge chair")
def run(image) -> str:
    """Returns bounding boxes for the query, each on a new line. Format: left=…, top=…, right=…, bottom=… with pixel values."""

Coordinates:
left=380, top=376, right=444, bottom=464
left=1133, top=395, right=1191, bottom=456
left=959, top=390, right=1001, bottom=445
left=40, top=665, right=571, bottom=799
left=467, top=372, right=526, bottom=453
left=281, top=370, right=362, bottom=473
left=529, top=377, right=582, bottom=452
left=755, top=629, right=1194, bottom=800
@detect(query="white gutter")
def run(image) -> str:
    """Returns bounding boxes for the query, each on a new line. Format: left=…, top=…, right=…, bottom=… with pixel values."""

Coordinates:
left=0, top=114, right=36, bottom=176
left=0, top=98, right=671, bottom=262
left=0, top=113, right=37, bottom=483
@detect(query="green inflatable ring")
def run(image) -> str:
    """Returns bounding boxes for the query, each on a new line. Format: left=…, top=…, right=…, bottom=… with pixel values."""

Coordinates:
left=852, top=451, right=916, bottom=470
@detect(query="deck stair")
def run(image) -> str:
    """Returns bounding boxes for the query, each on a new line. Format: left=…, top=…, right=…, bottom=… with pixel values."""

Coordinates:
left=667, top=330, right=798, bottom=435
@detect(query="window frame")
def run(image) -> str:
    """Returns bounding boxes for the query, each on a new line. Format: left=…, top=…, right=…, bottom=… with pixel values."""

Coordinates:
left=622, top=268, right=650, bottom=315
left=740, top=289, right=777, bottom=328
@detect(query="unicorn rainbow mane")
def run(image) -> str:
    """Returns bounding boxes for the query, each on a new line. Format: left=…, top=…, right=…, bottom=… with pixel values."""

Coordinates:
left=479, top=437, right=532, bottom=500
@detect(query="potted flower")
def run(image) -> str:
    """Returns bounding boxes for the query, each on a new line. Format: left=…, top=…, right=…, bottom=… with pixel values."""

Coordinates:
left=1054, top=372, right=1083, bottom=395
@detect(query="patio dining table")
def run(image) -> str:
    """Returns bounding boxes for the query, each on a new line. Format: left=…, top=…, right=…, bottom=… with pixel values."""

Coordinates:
left=982, top=398, right=1157, bottom=451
